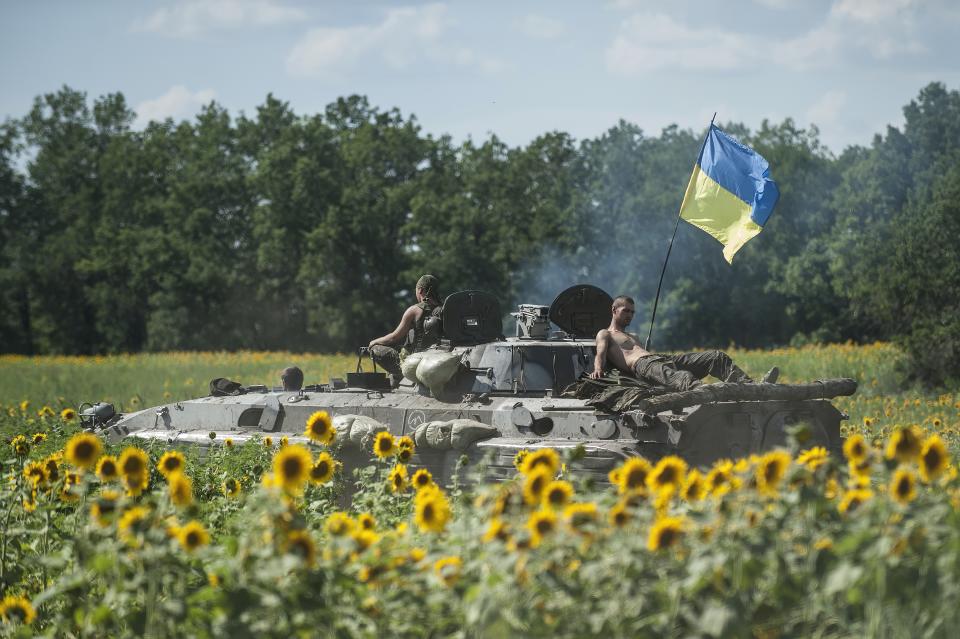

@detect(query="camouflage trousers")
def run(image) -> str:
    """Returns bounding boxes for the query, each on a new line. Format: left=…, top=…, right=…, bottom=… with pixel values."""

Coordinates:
left=633, top=350, right=753, bottom=392
left=369, top=345, right=403, bottom=381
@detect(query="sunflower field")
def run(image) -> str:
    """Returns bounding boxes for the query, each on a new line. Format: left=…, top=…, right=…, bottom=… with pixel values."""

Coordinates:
left=2, top=345, right=960, bottom=638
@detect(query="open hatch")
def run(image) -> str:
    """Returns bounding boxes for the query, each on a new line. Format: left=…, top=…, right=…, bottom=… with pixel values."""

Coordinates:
left=549, top=284, right=613, bottom=339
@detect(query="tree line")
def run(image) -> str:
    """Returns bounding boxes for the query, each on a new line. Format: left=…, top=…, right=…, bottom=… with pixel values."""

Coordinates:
left=1, top=84, right=958, bottom=385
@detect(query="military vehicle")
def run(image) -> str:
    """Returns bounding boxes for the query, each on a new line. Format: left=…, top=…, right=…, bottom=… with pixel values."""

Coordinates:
left=90, top=285, right=856, bottom=486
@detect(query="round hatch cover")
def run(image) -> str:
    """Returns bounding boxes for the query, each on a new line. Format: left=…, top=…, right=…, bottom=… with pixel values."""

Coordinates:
left=549, top=284, right=613, bottom=338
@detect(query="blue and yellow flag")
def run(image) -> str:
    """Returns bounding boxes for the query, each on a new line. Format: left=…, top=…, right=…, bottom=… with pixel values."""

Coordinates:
left=679, top=124, right=780, bottom=263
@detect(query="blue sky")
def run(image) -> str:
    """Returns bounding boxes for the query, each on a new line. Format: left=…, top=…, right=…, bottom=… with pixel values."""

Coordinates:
left=2, top=0, right=959, bottom=153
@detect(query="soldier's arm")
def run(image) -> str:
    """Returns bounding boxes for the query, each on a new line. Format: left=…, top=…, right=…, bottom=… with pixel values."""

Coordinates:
left=590, top=329, right=610, bottom=379
left=369, top=305, right=419, bottom=348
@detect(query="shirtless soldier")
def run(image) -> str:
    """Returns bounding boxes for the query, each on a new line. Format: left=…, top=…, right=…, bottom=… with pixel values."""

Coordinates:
left=368, top=274, right=442, bottom=387
left=590, top=295, right=777, bottom=390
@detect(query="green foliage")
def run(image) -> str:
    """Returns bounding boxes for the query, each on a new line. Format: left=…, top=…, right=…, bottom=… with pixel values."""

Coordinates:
left=1, top=83, right=959, bottom=385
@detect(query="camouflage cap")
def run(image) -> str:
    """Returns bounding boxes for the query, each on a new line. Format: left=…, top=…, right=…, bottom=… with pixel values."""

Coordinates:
left=416, top=274, right=438, bottom=295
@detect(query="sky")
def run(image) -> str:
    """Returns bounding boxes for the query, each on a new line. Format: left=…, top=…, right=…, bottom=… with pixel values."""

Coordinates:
left=2, top=0, right=959, bottom=154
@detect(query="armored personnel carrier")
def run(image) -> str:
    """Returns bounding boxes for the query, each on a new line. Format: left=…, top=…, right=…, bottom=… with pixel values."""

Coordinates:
left=92, top=285, right=855, bottom=486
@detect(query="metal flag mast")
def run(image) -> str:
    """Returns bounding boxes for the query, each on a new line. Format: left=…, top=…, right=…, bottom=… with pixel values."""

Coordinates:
left=643, top=112, right=716, bottom=351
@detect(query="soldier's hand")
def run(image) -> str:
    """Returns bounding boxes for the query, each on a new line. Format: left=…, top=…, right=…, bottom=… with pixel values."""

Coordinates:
left=589, top=369, right=602, bottom=380
left=367, top=340, right=378, bottom=349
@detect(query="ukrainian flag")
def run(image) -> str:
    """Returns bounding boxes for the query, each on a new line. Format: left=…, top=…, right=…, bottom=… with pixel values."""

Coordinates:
left=679, top=124, right=780, bottom=263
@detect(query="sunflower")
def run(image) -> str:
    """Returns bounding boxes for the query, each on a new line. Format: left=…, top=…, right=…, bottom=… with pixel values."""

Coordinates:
left=609, top=501, right=631, bottom=528
left=387, top=464, right=408, bottom=493
left=117, top=506, right=151, bottom=546
left=65, top=432, right=103, bottom=470
left=563, top=502, right=598, bottom=532
left=0, top=594, right=36, bottom=625
left=60, top=407, right=77, bottom=421
left=19, top=400, right=29, bottom=413
left=177, top=520, right=210, bottom=552
left=304, top=410, right=336, bottom=444
left=527, top=509, right=558, bottom=547
left=284, top=530, right=317, bottom=567
left=31, top=432, right=47, bottom=445
left=96, top=456, right=120, bottom=482
left=310, top=452, right=336, bottom=485
left=325, top=511, right=356, bottom=536
left=122, top=471, right=149, bottom=497
left=514, top=449, right=530, bottom=472
left=681, top=470, right=707, bottom=502
left=885, top=426, right=922, bottom=464
left=224, top=438, right=234, bottom=449
left=618, top=457, right=652, bottom=494
left=889, top=468, right=917, bottom=505
left=119, top=446, right=149, bottom=479
left=60, top=471, right=83, bottom=502
left=647, top=456, right=687, bottom=494
left=608, top=467, right=623, bottom=486
left=414, top=488, right=451, bottom=533
left=756, top=450, right=791, bottom=496
left=520, top=448, right=560, bottom=476
left=919, top=435, right=949, bottom=482
left=434, top=556, right=462, bottom=587
left=90, top=490, right=121, bottom=527
left=411, top=468, right=434, bottom=491
left=272, top=444, right=313, bottom=492
left=23, top=461, right=49, bottom=487
left=522, top=467, right=552, bottom=505
left=542, top=480, right=574, bottom=510
left=167, top=472, right=193, bottom=507
left=279, top=436, right=289, bottom=447
left=358, top=513, right=376, bottom=530
left=223, top=478, right=242, bottom=498
left=351, top=529, right=381, bottom=552
left=796, top=446, right=830, bottom=471
left=263, top=436, right=273, bottom=448
left=483, top=517, right=511, bottom=543
left=838, top=488, right=873, bottom=514
left=157, top=450, right=186, bottom=479
left=43, top=455, right=61, bottom=484
left=647, top=516, right=685, bottom=551
left=10, top=435, right=29, bottom=457
left=843, top=434, right=869, bottom=464
left=373, top=431, right=397, bottom=459
left=38, top=406, right=55, bottom=419
left=398, top=435, right=414, bottom=451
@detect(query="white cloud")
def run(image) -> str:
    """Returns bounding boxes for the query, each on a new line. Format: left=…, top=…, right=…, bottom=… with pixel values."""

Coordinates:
left=287, top=3, right=501, bottom=76
left=515, top=14, right=566, bottom=39
left=806, top=89, right=847, bottom=126
left=138, top=0, right=306, bottom=38
left=605, top=13, right=751, bottom=74
left=134, top=86, right=216, bottom=127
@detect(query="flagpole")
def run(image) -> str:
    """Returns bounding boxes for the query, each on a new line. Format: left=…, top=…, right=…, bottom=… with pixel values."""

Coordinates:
left=643, top=112, right=716, bottom=351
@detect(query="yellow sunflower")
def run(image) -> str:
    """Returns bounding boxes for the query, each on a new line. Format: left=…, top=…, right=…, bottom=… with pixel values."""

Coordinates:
left=223, top=478, right=242, bottom=498
left=919, top=434, right=949, bottom=482
left=514, top=449, right=530, bottom=471
left=31, top=432, right=47, bottom=445
left=118, top=446, right=149, bottom=479
left=838, top=488, right=873, bottom=514
left=358, top=513, right=376, bottom=530
left=60, top=471, right=83, bottom=502
left=843, top=434, right=869, bottom=464
left=522, top=467, right=552, bottom=505
left=23, top=462, right=49, bottom=488
left=122, top=471, right=149, bottom=497
left=310, top=452, right=337, bottom=484
left=60, top=407, right=77, bottom=421
left=647, top=516, right=685, bottom=551
left=520, top=448, right=560, bottom=476
left=433, top=556, right=462, bottom=586
left=0, top=594, right=36, bottom=625
left=272, top=444, right=313, bottom=492
left=527, top=508, right=558, bottom=547
left=618, top=457, right=652, bottom=494
left=325, top=511, right=356, bottom=536
left=10, top=435, right=29, bottom=457
left=387, top=464, right=408, bottom=493
left=167, top=472, right=193, bottom=507
left=224, top=438, right=234, bottom=448
left=647, top=456, right=687, bottom=494
left=96, top=455, right=119, bottom=482
left=263, top=436, right=273, bottom=448
left=304, top=410, right=336, bottom=444
left=885, top=426, right=922, bottom=464
left=563, top=502, right=598, bottom=532
left=43, top=454, right=61, bottom=484
left=398, top=435, right=414, bottom=450
left=64, top=432, right=103, bottom=470
left=411, top=468, right=434, bottom=491
left=157, top=450, right=186, bottom=479
left=351, top=529, right=380, bottom=552
left=397, top=444, right=414, bottom=463
left=414, top=488, right=451, bottom=533
left=117, top=506, right=151, bottom=546
left=756, top=450, right=791, bottom=496
left=889, top=468, right=917, bottom=505
left=177, top=520, right=210, bottom=552
left=285, top=530, right=317, bottom=567
left=542, top=480, right=574, bottom=510
left=608, top=467, right=623, bottom=486
left=279, top=436, right=289, bottom=447
left=90, top=490, right=121, bottom=527
left=609, top=500, right=631, bottom=528
left=796, top=446, right=830, bottom=471
left=681, top=470, right=707, bottom=502
left=373, top=431, right=397, bottom=459
left=483, top=517, right=511, bottom=543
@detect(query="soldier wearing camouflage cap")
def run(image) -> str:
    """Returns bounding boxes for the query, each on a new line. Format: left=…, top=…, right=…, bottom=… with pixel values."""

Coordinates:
left=368, top=274, right=442, bottom=387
